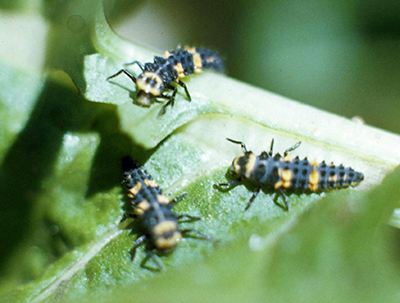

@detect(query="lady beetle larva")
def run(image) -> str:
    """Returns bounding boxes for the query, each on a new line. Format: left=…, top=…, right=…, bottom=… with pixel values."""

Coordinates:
left=107, top=46, right=224, bottom=115
left=122, top=159, right=211, bottom=270
left=214, top=138, right=364, bottom=211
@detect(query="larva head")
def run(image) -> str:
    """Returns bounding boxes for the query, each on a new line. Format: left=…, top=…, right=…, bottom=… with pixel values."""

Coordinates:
left=350, top=171, right=364, bottom=187
left=152, top=220, right=182, bottom=250
left=136, top=71, right=164, bottom=106
left=136, top=91, right=154, bottom=107
left=230, top=151, right=257, bottom=179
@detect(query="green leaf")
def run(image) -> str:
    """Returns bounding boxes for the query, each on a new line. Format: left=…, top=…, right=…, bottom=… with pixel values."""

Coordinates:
left=1, top=2, right=400, bottom=303
left=102, top=166, right=400, bottom=303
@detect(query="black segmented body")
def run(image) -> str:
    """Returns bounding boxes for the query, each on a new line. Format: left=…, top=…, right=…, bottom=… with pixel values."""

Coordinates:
left=107, top=46, right=224, bottom=114
left=214, top=138, right=364, bottom=210
left=124, top=167, right=166, bottom=208
left=139, top=56, right=177, bottom=93
left=165, top=50, right=196, bottom=76
left=197, top=47, right=225, bottom=72
left=123, top=167, right=181, bottom=251
left=249, top=154, right=363, bottom=190
left=165, top=47, right=225, bottom=74
left=122, top=162, right=210, bottom=270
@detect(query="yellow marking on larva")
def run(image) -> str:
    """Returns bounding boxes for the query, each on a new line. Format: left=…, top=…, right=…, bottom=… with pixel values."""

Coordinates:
left=134, top=200, right=150, bottom=215
left=163, top=51, right=173, bottom=58
left=282, top=169, right=293, bottom=189
left=283, top=182, right=292, bottom=188
left=273, top=168, right=283, bottom=188
left=206, top=56, right=216, bottom=63
left=281, top=169, right=292, bottom=182
left=181, top=47, right=203, bottom=72
left=144, top=179, right=158, bottom=188
left=136, top=72, right=163, bottom=96
left=152, top=221, right=182, bottom=249
left=173, top=62, right=185, bottom=78
left=153, top=221, right=177, bottom=236
left=129, top=182, right=142, bottom=196
left=308, top=169, right=320, bottom=191
left=350, top=180, right=359, bottom=187
left=184, top=46, right=196, bottom=53
left=232, top=157, right=241, bottom=175
left=193, top=53, right=203, bottom=73
left=310, top=159, right=318, bottom=167
left=244, top=153, right=257, bottom=178
left=157, top=195, right=170, bottom=204
left=283, top=154, right=292, bottom=162
left=343, top=175, right=347, bottom=181
left=328, top=174, right=338, bottom=183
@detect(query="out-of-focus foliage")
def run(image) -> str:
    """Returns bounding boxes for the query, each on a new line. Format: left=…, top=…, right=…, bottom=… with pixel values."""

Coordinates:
left=111, top=0, right=400, bottom=134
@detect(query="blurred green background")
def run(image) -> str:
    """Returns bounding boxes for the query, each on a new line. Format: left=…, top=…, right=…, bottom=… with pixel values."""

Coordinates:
left=106, top=0, right=400, bottom=134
